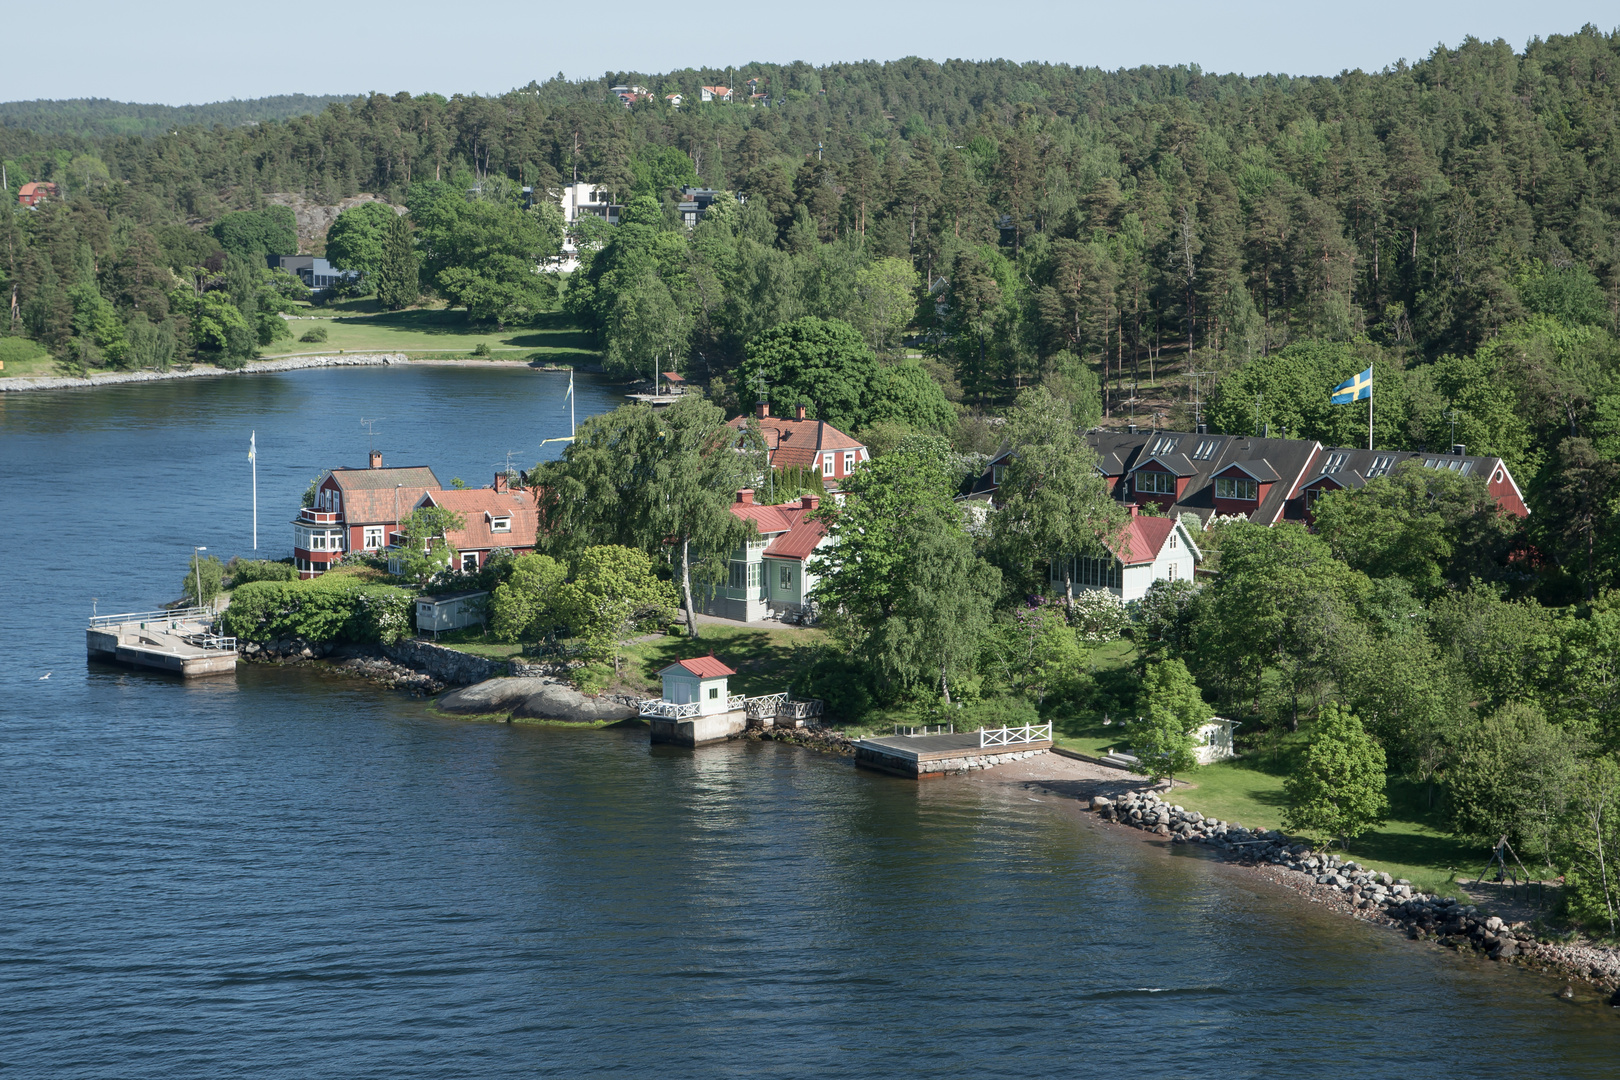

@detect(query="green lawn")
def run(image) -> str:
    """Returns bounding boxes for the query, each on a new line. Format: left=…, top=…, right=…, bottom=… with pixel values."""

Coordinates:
left=258, top=308, right=600, bottom=365
left=1049, top=638, right=1487, bottom=897
left=0, top=349, right=67, bottom=379
left=614, top=625, right=827, bottom=699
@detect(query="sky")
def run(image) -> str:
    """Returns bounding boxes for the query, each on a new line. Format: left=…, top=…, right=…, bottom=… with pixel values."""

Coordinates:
left=3, top=1, right=1615, bottom=104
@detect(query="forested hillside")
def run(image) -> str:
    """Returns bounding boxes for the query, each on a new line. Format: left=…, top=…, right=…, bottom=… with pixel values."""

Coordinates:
left=2, top=28, right=1619, bottom=593
left=0, top=95, right=355, bottom=138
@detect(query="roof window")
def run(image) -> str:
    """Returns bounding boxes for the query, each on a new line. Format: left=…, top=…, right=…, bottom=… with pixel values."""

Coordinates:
left=1322, top=452, right=1349, bottom=474
left=1150, top=435, right=1181, bottom=456
left=1365, top=454, right=1397, bottom=478
left=1192, top=438, right=1219, bottom=460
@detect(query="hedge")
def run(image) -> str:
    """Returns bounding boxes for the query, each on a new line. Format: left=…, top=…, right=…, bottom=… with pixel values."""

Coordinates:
left=222, top=578, right=415, bottom=645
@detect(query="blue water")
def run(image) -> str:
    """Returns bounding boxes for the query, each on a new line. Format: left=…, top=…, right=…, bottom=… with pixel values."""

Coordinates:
left=1, top=366, right=1614, bottom=1077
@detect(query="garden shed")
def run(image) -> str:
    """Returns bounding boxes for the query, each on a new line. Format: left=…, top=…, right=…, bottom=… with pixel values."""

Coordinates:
left=1193, top=717, right=1239, bottom=765
left=415, top=590, right=488, bottom=635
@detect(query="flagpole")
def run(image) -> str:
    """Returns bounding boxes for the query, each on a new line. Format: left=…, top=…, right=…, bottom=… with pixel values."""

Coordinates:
left=251, top=431, right=258, bottom=550
left=1368, top=390, right=1373, bottom=451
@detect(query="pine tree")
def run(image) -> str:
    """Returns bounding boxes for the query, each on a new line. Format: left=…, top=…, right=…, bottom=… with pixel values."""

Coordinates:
left=375, top=213, right=419, bottom=311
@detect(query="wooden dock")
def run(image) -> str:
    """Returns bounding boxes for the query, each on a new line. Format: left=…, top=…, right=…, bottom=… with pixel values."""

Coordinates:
left=86, top=607, right=238, bottom=677
left=854, top=724, right=1053, bottom=779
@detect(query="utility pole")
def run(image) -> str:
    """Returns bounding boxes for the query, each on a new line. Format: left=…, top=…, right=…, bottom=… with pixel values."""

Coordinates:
left=1186, top=370, right=1212, bottom=431
left=361, top=417, right=383, bottom=457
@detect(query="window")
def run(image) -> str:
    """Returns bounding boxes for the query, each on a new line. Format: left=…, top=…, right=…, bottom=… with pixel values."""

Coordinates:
left=1192, top=438, right=1219, bottom=460
left=1062, top=555, right=1122, bottom=591
left=992, top=465, right=1006, bottom=485
left=492, top=517, right=511, bottom=532
left=1167, top=562, right=1178, bottom=581
left=748, top=562, right=762, bottom=590
left=1304, top=487, right=1329, bottom=511
left=1365, top=454, right=1397, bottom=478
left=779, top=564, right=793, bottom=589
left=844, top=451, right=855, bottom=473
left=364, top=526, right=384, bottom=550
left=1135, top=470, right=1176, bottom=494
left=1150, top=435, right=1181, bottom=455
left=728, top=561, right=747, bottom=591
left=462, top=552, right=479, bottom=571
left=1322, top=453, right=1349, bottom=474
left=1215, top=477, right=1258, bottom=501
left=708, top=687, right=719, bottom=700
left=822, top=455, right=834, bottom=477
left=1168, top=532, right=1178, bottom=550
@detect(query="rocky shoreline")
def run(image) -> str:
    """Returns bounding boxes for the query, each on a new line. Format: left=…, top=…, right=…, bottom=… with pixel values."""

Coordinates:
left=1093, top=786, right=1620, bottom=1003
left=735, top=725, right=858, bottom=755
left=0, top=353, right=402, bottom=393
left=242, top=638, right=446, bottom=696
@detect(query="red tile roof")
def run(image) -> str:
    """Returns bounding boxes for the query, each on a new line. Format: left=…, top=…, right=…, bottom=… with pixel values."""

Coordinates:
left=328, top=466, right=442, bottom=524
left=419, top=487, right=539, bottom=551
left=726, top=494, right=827, bottom=562
left=666, top=655, right=736, bottom=678
left=726, top=413, right=864, bottom=471
left=1106, top=515, right=1176, bottom=566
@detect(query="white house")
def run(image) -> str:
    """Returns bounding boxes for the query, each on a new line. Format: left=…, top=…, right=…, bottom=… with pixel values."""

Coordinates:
left=415, top=591, right=488, bottom=635
left=1050, top=505, right=1201, bottom=603
left=655, top=656, right=739, bottom=716
left=700, top=490, right=830, bottom=623
left=550, top=182, right=623, bottom=272
left=1193, top=717, right=1239, bottom=764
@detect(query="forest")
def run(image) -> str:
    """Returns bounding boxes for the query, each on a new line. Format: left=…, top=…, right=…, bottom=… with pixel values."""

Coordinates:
left=7, top=29, right=1620, bottom=918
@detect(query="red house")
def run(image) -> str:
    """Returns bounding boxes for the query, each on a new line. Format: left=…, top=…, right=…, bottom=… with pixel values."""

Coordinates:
left=292, top=450, right=441, bottom=578
left=17, top=182, right=57, bottom=208
left=410, top=474, right=540, bottom=572
left=727, top=402, right=869, bottom=489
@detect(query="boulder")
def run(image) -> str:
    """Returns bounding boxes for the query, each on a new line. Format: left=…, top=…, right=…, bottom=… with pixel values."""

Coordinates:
left=437, top=677, right=555, bottom=714
left=1484, top=916, right=1504, bottom=933
left=511, top=681, right=638, bottom=723
left=1091, top=796, right=1113, bottom=810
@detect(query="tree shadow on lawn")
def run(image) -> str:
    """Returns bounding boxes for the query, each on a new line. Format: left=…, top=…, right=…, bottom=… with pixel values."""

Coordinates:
left=1349, top=826, right=1485, bottom=876
left=334, top=309, right=481, bottom=334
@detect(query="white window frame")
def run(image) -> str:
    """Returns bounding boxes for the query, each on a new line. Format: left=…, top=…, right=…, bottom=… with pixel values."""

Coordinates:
left=779, top=564, right=793, bottom=589
left=1135, top=470, right=1176, bottom=495
left=822, top=455, right=834, bottom=478
left=461, top=551, right=479, bottom=571
left=364, top=526, right=384, bottom=550
left=843, top=451, right=855, bottom=473
left=492, top=517, right=511, bottom=533
left=1168, top=531, right=1178, bottom=550
left=1215, top=477, right=1258, bottom=501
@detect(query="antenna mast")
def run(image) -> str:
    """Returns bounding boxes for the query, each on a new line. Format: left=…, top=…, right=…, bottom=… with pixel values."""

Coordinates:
left=360, top=417, right=383, bottom=456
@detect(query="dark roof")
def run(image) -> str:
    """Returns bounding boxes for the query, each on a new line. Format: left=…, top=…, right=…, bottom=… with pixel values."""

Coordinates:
left=1136, top=453, right=1197, bottom=477
left=1091, top=430, right=1320, bottom=525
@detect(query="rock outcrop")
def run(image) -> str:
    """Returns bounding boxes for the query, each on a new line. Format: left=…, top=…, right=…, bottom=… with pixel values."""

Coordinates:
left=436, top=676, right=637, bottom=723
left=264, top=192, right=405, bottom=252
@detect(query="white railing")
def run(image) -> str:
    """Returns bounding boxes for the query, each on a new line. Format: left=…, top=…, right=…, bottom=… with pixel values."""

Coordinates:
left=186, top=634, right=237, bottom=652
left=895, top=722, right=953, bottom=736
left=745, top=692, right=788, bottom=718
left=639, top=699, right=701, bottom=719
left=778, top=699, right=823, bottom=719
left=979, top=723, right=1053, bottom=748
left=89, top=606, right=214, bottom=629
left=728, top=693, right=747, bottom=710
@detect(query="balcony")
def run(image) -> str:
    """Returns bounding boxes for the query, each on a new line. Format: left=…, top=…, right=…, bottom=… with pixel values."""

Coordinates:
left=299, top=507, right=341, bottom=524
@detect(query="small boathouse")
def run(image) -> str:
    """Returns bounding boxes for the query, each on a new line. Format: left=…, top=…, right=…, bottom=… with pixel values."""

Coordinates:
left=640, top=655, right=822, bottom=746
left=86, top=606, right=238, bottom=677
left=854, top=723, right=1053, bottom=779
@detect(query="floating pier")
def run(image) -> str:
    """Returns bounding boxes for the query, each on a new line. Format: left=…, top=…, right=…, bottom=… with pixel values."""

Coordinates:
left=854, top=723, right=1053, bottom=779
left=86, top=607, right=238, bottom=677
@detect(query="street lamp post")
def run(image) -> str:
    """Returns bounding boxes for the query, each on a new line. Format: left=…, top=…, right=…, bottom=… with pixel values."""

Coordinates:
left=193, top=546, right=208, bottom=609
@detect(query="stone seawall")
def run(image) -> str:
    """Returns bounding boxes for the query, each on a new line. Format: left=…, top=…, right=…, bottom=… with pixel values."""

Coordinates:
left=0, top=353, right=402, bottom=393
left=1093, top=786, right=1620, bottom=999
left=380, top=639, right=511, bottom=686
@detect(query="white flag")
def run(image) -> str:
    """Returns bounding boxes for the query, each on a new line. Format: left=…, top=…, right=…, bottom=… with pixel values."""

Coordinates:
left=564, top=371, right=574, bottom=402
left=248, top=431, right=256, bottom=462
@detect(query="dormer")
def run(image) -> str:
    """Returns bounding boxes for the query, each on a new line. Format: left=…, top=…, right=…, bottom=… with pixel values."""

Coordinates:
left=1297, top=470, right=1365, bottom=523
left=1210, top=459, right=1279, bottom=517
left=1128, top=454, right=1196, bottom=508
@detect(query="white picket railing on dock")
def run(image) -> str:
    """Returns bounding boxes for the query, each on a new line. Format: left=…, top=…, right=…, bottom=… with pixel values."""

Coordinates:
left=979, top=723, right=1053, bottom=748
left=638, top=699, right=701, bottom=719
left=89, top=606, right=214, bottom=629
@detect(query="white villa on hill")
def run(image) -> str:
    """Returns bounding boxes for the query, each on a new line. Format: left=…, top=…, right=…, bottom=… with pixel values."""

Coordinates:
left=1050, top=505, right=1201, bottom=603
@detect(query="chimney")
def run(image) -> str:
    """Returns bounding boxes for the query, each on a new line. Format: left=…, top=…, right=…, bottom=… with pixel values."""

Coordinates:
left=369, top=449, right=382, bottom=469
left=493, top=472, right=508, bottom=493
left=800, top=493, right=820, bottom=510
left=1196, top=423, right=1207, bottom=435
left=1126, top=423, right=1138, bottom=435
left=795, top=404, right=807, bottom=421
left=736, top=489, right=755, bottom=504
left=756, top=401, right=770, bottom=419
left=1451, top=443, right=1466, bottom=457
left=1128, top=503, right=1141, bottom=518
left=1259, top=423, right=1269, bottom=438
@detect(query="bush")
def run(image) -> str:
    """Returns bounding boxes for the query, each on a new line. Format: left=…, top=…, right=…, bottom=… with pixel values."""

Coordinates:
left=571, top=662, right=613, bottom=695
left=1068, top=591, right=1130, bottom=643
left=299, top=326, right=329, bottom=344
left=221, top=578, right=415, bottom=645
left=227, top=558, right=296, bottom=585
left=472, top=342, right=492, bottom=357
left=791, top=650, right=875, bottom=722
left=0, top=337, right=50, bottom=367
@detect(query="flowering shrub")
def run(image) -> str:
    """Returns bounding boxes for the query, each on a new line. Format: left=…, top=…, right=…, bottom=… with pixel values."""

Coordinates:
left=1067, top=590, right=1130, bottom=643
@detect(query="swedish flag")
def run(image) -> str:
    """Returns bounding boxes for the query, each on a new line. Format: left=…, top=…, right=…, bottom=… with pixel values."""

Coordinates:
left=1332, top=367, right=1373, bottom=404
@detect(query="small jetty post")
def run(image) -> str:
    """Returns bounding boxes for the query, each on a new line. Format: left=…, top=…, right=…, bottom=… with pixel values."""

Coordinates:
left=86, top=606, right=238, bottom=677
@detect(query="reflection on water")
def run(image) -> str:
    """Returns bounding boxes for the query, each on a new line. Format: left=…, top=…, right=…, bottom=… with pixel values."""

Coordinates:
left=1, top=369, right=1616, bottom=1077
